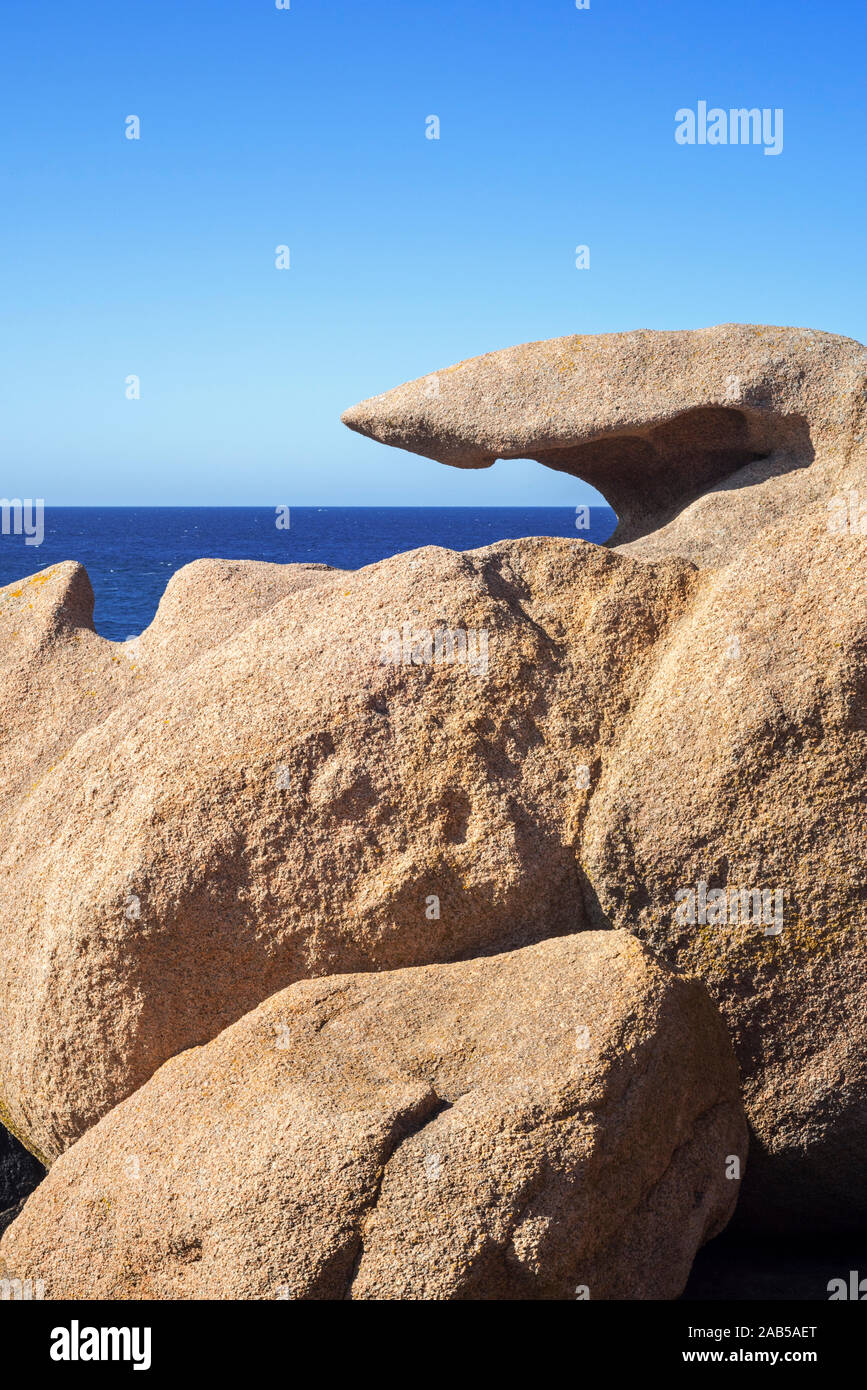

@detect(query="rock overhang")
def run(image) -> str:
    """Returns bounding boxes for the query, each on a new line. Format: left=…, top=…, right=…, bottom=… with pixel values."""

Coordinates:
left=342, top=323, right=867, bottom=559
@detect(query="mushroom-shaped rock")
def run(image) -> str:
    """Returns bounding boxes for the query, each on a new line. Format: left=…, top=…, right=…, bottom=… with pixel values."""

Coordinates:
left=342, top=324, right=867, bottom=565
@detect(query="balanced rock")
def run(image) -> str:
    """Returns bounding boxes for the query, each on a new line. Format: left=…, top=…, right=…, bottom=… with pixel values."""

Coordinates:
left=342, top=324, right=867, bottom=566
left=342, top=324, right=867, bottom=1231
left=2, top=324, right=862, bottom=1243
left=0, top=932, right=747, bottom=1300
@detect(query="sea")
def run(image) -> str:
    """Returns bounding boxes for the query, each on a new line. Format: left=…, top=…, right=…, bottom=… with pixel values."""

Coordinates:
left=0, top=507, right=618, bottom=642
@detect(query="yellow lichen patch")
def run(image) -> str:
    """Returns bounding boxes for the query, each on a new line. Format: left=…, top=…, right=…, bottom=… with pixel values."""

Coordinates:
left=677, top=913, right=852, bottom=983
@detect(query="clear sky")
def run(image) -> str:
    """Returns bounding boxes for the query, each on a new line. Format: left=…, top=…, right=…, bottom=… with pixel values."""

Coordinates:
left=1, top=0, right=864, bottom=506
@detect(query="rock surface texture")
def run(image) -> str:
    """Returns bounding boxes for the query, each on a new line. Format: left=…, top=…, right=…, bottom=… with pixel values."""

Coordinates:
left=581, top=519, right=867, bottom=1231
left=0, top=933, right=747, bottom=1300
left=344, top=324, right=867, bottom=1231
left=0, top=323, right=863, bottom=1247
left=342, top=323, right=867, bottom=567
left=0, top=537, right=694, bottom=1164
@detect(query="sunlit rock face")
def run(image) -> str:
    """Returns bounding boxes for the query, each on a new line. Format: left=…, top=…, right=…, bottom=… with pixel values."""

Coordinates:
left=0, top=324, right=863, bottom=1244
left=343, top=324, right=867, bottom=1230
left=0, top=933, right=746, bottom=1301
left=342, top=323, right=867, bottom=566
left=0, top=538, right=692, bottom=1164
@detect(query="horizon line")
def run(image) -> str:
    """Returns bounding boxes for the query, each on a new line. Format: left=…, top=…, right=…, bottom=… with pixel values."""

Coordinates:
left=26, top=503, right=616, bottom=511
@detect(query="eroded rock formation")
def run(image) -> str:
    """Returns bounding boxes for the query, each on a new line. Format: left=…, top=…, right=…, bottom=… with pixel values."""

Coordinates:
left=0, top=934, right=746, bottom=1300
left=343, top=323, right=867, bottom=1230
left=342, top=323, right=867, bottom=567
left=0, top=323, right=862, bottom=1279
left=0, top=539, right=691, bottom=1163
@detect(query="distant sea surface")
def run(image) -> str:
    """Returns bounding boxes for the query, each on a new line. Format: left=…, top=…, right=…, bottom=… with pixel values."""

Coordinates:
left=0, top=507, right=618, bottom=642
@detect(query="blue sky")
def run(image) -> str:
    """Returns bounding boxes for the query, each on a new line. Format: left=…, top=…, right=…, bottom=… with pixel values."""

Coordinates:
left=0, top=0, right=864, bottom=505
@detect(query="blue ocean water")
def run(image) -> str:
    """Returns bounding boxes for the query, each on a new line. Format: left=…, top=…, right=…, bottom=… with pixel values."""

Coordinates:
left=0, top=507, right=618, bottom=642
